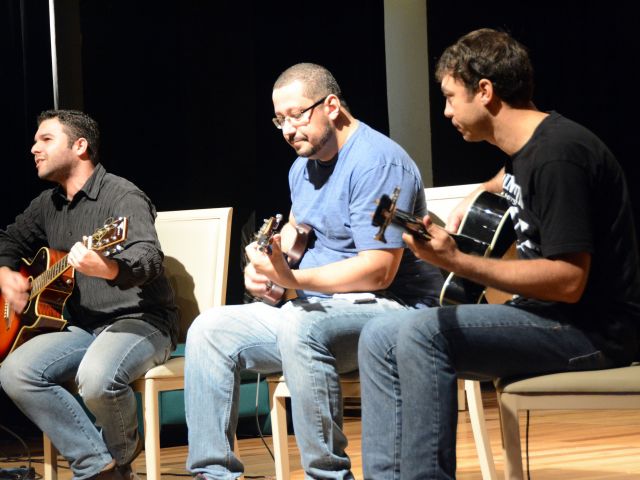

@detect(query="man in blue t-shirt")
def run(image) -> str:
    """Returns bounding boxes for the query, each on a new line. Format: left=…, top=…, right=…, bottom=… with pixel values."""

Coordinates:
left=184, top=63, right=442, bottom=479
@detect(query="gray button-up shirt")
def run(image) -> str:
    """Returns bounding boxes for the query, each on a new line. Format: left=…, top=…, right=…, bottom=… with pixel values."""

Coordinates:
left=0, top=163, right=178, bottom=345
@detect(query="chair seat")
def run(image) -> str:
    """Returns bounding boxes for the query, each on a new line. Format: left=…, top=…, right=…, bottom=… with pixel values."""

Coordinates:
left=267, top=370, right=361, bottom=398
left=143, top=357, right=185, bottom=379
left=496, top=363, right=640, bottom=394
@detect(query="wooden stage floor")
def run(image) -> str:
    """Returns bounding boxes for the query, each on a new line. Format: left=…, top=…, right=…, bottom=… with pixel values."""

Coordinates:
left=1, top=390, right=639, bottom=479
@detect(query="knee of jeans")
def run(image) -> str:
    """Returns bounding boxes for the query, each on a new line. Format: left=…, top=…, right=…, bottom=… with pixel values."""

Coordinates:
left=276, top=315, right=316, bottom=357
left=0, top=354, right=33, bottom=401
left=185, top=308, right=224, bottom=349
left=76, top=361, right=120, bottom=407
left=396, top=313, right=442, bottom=354
left=358, top=316, right=393, bottom=360
left=0, top=356, right=19, bottom=397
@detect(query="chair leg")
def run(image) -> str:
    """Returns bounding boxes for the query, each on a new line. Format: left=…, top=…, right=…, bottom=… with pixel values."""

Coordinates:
left=233, top=435, right=244, bottom=480
left=457, top=378, right=467, bottom=411
left=497, top=392, right=525, bottom=480
left=141, top=380, right=162, bottom=480
left=43, top=433, right=58, bottom=480
left=464, top=380, right=498, bottom=480
left=271, top=384, right=291, bottom=480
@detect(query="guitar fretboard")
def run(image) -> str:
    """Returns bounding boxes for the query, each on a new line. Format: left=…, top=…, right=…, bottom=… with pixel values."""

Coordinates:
left=29, top=254, right=71, bottom=301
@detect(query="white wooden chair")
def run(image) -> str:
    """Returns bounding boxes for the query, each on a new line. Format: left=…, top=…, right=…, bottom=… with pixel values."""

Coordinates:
left=43, top=207, right=233, bottom=480
left=266, top=184, right=498, bottom=480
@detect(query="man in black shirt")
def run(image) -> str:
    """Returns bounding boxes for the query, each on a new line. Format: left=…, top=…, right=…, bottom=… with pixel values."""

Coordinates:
left=0, top=110, right=177, bottom=480
left=359, top=28, right=640, bottom=479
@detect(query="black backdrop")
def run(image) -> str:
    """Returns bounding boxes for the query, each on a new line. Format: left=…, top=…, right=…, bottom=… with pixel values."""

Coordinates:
left=427, top=1, right=640, bottom=231
left=1, top=0, right=639, bottom=443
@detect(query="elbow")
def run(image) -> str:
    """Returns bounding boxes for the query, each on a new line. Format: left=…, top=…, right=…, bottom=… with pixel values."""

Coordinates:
left=559, top=278, right=587, bottom=304
left=370, top=269, right=396, bottom=291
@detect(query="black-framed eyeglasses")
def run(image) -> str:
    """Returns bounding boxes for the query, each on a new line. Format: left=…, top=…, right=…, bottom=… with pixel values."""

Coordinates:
left=272, top=96, right=328, bottom=129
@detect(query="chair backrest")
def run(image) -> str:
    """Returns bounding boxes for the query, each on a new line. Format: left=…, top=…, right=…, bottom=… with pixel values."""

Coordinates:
left=155, top=207, right=233, bottom=342
left=424, top=184, right=480, bottom=226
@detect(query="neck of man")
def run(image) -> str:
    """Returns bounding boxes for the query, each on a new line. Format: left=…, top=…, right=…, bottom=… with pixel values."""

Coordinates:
left=333, top=111, right=359, bottom=154
left=491, top=103, right=548, bottom=156
left=61, top=161, right=96, bottom=201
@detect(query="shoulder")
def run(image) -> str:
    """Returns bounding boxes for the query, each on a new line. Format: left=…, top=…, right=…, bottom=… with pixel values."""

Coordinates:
left=102, top=171, right=144, bottom=193
left=522, top=112, right=615, bottom=172
left=347, top=122, right=419, bottom=173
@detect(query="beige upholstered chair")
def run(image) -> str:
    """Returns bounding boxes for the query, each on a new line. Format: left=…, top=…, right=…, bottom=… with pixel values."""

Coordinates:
left=266, top=184, right=498, bottom=480
left=43, top=207, right=233, bottom=480
left=495, top=363, right=640, bottom=479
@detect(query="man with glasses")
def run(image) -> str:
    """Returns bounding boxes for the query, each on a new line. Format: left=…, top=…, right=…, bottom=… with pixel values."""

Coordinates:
left=184, top=63, right=442, bottom=479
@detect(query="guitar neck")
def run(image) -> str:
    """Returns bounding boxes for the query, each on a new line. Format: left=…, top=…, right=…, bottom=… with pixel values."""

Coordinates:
left=387, top=208, right=490, bottom=252
left=29, top=253, right=71, bottom=300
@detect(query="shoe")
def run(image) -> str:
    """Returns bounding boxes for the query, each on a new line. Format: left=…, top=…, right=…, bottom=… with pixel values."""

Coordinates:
left=116, top=435, right=144, bottom=480
left=117, top=465, right=140, bottom=480
left=89, top=466, right=126, bottom=480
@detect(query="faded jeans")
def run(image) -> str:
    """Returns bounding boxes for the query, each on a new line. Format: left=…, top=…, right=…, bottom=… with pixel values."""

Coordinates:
left=358, top=303, right=617, bottom=480
left=0, top=318, right=172, bottom=480
left=185, top=296, right=407, bottom=480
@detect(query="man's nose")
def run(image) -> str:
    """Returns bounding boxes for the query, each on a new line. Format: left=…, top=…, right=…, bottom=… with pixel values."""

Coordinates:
left=282, top=120, right=297, bottom=136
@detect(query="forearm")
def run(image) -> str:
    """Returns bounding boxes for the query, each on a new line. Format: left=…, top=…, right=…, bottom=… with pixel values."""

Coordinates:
left=447, top=252, right=589, bottom=303
left=292, top=252, right=400, bottom=293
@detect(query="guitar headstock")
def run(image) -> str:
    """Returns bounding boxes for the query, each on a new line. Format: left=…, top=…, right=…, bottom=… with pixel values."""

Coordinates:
left=372, top=187, right=431, bottom=243
left=255, top=214, right=284, bottom=254
left=87, top=217, right=128, bottom=256
left=372, top=187, right=401, bottom=243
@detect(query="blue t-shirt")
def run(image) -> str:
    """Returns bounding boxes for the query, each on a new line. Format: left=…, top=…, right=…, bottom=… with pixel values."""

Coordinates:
left=289, top=121, right=442, bottom=306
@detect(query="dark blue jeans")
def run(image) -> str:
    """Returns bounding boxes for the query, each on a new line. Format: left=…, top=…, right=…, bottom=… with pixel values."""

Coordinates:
left=358, top=303, right=615, bottom=480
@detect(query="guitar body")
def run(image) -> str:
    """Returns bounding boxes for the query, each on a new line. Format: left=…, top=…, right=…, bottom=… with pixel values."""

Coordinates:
left=0, top=217, right=128, bottom=363
left=0, top=247, right=71, bottom=363
left=439, top=191, right=516, bottom=305
left=259, top=221, right=312, bottom=306
left=372, top=188, right=516, bottom=306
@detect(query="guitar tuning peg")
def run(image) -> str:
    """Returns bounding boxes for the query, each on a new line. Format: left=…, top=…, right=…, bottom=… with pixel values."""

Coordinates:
left=103, top=250, right=111, bottom=257
left=115, top=245, right=124, bottom=252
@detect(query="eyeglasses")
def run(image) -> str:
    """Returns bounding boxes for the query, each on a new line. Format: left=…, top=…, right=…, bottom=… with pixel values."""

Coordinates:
left=272, top=96, right=327, bottom=129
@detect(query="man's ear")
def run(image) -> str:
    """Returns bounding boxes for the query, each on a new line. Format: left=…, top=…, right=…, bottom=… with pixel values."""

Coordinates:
left=324, top=94, right=342, bottom=121
left=73, top=137, right=89, bottom=157
left=477, top=78, right=494, bottom=105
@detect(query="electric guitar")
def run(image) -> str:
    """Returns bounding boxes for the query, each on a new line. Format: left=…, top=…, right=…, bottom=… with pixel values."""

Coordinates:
left=0, top=217, right=128, bottom=363
left=372, top=187, right=516, bottom=305
left=254, top=214, right=311, bottom=306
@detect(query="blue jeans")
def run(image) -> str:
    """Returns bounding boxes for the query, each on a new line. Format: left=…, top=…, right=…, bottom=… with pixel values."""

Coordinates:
left=358, top=303, right=617, bottom=480
left=0, top=318, right=171, bottom=480
left=185, top=296, right=407, bottom=480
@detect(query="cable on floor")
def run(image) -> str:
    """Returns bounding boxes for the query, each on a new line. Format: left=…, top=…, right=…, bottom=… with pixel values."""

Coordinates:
left=0, top=423, right=35, bottom=479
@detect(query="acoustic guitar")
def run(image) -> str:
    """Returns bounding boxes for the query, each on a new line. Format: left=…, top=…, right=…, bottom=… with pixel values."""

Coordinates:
left=254, top=214, right=311, bottom=306
left=0, top=217, right=128, bottom=363
left=372, top=187, right=516, bottom=306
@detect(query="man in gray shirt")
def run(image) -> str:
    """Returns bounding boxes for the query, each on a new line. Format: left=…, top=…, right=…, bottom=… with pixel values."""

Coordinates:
left=0, top=110, right=178, bottom=480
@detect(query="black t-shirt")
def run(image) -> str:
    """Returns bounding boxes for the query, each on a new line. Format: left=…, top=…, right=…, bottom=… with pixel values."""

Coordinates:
left=503, top=111, right=640, bottom=363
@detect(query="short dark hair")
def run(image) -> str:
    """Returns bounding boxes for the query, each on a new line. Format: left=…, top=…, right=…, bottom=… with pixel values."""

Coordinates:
left=273, top=62, right=350, bottom=112
left=38, top=109, right=100, bottom=163
left=435, top=28, right=534, bottom=107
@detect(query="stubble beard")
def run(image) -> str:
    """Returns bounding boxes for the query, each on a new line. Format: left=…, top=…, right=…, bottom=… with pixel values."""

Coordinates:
left=294, top=122, right=333, bottom=159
